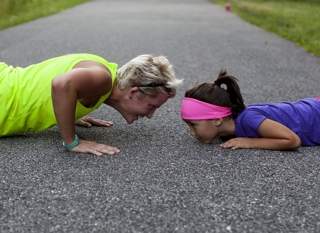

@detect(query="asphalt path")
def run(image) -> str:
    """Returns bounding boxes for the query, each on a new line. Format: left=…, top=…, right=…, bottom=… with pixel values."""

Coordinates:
left=1, top=0, right=320, bottom=232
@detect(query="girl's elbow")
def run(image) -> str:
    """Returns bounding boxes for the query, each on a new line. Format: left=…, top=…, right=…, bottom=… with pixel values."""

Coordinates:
left=288, top=135, right=301, bottom=150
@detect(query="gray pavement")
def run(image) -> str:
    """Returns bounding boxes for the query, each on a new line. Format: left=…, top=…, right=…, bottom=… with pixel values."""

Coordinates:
left=1, top=0, right=320, bottom=232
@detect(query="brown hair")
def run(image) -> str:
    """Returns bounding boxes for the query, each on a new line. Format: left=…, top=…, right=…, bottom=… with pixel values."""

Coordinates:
left=185, top=70, right=246, bottom=118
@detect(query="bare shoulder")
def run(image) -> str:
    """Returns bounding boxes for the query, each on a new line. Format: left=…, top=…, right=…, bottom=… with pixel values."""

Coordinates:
left=73, top=60, right=105, bottom=69
left=73, top=60, right=111, bottom=78
left=53, top=60, right=113, bottom=99
left=77, top=61, right=112, bottom=95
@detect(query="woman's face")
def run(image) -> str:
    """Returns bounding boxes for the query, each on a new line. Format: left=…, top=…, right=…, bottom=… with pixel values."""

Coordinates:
left=121, top=89, right=171, bottom=124
left=186, top=120, right=219, bottom=143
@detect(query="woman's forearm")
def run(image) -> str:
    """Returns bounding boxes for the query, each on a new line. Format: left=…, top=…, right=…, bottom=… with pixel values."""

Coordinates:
left=52, top=78, right=78, bottom=144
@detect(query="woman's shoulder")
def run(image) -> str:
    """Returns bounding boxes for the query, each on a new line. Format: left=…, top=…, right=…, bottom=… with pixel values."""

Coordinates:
left=69, top=53, right=118, bottom=80
left=66, top=53, right=109, bottom=62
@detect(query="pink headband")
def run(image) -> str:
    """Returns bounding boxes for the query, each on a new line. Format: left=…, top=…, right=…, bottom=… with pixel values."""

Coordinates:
left=181, top=97, right=232, bottom=120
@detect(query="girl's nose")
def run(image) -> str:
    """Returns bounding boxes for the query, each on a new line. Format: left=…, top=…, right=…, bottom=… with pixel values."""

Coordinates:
left=190, top=129, right=196, bottom=137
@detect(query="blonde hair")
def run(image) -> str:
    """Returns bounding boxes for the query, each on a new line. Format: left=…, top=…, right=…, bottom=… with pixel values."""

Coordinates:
left=117, top=54, right=182, bottom=96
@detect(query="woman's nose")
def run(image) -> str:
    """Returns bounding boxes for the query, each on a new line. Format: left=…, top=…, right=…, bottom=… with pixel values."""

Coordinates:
left=147, top=109, right=156, bottom=118
left=147, top=112, right=154, bottom=118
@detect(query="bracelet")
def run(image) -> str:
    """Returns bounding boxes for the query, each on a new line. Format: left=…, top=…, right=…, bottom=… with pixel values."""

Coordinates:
left=63, top=135, right=80, bottom=151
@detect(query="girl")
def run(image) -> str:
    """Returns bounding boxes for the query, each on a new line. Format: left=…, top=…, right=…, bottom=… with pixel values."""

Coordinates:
left=180, top=70, right=320, bottom=150
left=0, top=53, right=182, bottom=156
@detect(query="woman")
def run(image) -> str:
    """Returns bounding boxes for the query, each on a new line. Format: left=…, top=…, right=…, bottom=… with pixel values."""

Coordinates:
left=0, top=53, right=182, bottom=155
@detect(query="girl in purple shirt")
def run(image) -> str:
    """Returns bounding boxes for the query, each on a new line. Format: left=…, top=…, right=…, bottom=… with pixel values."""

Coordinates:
left=180, top=70, right=320, bottom=150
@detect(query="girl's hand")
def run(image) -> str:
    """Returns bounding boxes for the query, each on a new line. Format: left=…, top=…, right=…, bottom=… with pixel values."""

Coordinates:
left=220, top=138, right=251, bottom=150
left=220, top=118, right=302, bottom=151
left=72, top=139, right=120, bottom=156
left=76, top=116, right=113, bottom=128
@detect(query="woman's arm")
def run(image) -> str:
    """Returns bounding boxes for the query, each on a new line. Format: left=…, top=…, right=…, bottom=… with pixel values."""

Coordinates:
left=52, top=67, right=110, bottom=142
left=51, top=66, right=119, bottom=155
left=221, top=119, right=301, bottom=150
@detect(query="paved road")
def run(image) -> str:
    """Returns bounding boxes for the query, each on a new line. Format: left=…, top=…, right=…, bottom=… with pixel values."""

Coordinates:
left=1, top=0, right=320, bottom=232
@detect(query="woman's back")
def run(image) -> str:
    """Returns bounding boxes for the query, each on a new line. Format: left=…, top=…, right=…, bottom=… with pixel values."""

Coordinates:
left=0, top=54, right=117, bottom=136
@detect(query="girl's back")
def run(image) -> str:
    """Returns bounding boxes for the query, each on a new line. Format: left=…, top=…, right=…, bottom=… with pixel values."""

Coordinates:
left=235, top=97, right=320, bottom=146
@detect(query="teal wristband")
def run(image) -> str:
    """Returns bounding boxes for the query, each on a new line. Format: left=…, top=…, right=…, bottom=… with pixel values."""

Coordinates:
left=63, top=135, right=80, bottom=151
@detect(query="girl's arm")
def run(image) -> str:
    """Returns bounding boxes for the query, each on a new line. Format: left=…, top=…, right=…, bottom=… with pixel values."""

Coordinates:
left=52, top=67, right=119, bottom=155
left=221, top=119, right=301, bottom=150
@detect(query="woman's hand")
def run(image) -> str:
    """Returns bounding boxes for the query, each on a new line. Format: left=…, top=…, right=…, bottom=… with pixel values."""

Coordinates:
left=71, top=139, right=120, bottom=156
left=76, top=116, right=113, bottom=128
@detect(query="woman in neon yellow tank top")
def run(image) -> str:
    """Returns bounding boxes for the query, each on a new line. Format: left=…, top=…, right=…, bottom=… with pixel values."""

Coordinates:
left=0, top=53, right=182, bottom=155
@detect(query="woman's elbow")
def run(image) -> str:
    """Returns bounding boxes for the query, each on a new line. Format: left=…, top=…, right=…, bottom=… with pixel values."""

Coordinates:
left=52, top=77, right=73, bottom=96
left=52, top=78, right=62, bottom=94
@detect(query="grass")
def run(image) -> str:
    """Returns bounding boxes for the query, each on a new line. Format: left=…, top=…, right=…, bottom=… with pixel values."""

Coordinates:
left=0, top=0, right=89, bottom=30
left=213, top=0, right=320, bottom=56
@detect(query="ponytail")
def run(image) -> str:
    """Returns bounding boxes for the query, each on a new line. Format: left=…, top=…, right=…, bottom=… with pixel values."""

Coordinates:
left=213, top=70, right=246, bottom=117
left=185, top=69, right=246, bottom=118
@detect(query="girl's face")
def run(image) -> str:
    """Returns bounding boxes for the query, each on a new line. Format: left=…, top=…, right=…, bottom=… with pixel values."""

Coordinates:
left=186, top=120, right=220, bottom=143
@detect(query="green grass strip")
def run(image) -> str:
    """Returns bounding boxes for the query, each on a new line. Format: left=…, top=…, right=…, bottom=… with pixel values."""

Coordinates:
left=213, top=0, right=320, bottom=56
left=0, top=0, right=89, bottom=30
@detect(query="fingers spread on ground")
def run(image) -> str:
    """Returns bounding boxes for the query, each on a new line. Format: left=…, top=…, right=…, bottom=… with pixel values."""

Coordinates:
left=89, top=149, right=103, bottom=156
left=85, top=122, right=92, bottom=127
left=78, top=120, right=92, bottom=127
left=98, top=120, right=113, bottom=127
left=99, top=148, right=116, bottom=155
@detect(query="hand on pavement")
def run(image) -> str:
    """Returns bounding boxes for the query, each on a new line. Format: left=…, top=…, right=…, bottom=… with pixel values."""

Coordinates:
left=76, top=116, right=113, bottom=128
left=72, top=139, right=120, bottom=156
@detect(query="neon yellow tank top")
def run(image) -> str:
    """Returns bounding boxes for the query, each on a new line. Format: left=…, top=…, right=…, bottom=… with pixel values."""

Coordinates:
left=0, top=53, right=118, bottom=136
